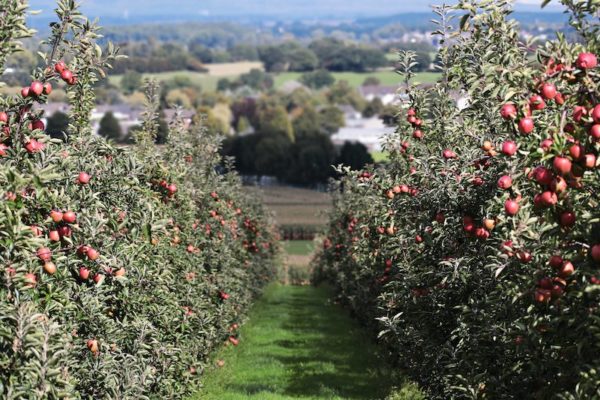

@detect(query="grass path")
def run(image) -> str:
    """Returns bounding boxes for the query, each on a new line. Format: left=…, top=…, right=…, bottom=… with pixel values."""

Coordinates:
left=191, top=284, right=422, bottom=400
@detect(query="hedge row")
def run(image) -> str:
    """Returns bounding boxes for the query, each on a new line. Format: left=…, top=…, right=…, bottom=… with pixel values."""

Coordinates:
left=314, top=1, right=600, bottom=399
left=0, top=2, right=276, bottom=399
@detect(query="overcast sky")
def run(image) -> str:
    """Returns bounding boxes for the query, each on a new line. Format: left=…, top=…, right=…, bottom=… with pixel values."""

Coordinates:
left=27, top=0, right=564, bottom=20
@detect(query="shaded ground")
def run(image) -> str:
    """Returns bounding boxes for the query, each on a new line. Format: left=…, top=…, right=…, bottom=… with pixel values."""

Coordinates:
left=192, top=285, right=422, bottom=400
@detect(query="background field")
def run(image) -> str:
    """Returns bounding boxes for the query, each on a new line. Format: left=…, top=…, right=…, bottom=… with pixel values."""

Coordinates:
left=108, top=64, right=441, bottom=92
left=245, top=185, right=332, bottom=227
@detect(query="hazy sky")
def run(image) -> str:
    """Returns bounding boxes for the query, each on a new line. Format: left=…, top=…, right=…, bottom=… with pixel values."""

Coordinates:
left=28, top=0, right=564, bottom=20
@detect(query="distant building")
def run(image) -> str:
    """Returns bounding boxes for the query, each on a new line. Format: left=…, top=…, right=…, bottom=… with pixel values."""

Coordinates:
left=333, top=105, right=394, bottom=152
left=358, top=85, right=400, bottom=105
left=35, top=102, right=195, bottom=136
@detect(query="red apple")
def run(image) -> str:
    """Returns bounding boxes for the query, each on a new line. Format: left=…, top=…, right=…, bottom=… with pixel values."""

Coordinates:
left=501, top=141, right=517, bottom=156
left=576, top=52, right=597, bottom=69
left=79, top=267, right=90, bottom=280
left=559, top=261, right=575, bottom=278
left=591, top=244, right=600, bottom=263
left=29, top=81, right=44, bottom=97
left=49, top=230, right=60, bottom=242
left=54, top=61, right=66, bottom=73
left=505, top=199, right=519, bottom=216
left=36, top=247, right=52, bottom=262
left=592, top=104, right=600, bottom=124
left=583, top=154, right=596, bottom=169
left=533, top=166, right=554, bottom=186
left=63, top=211, right=76, bottom=224
left=569, top=144, right=584, bottom=160
left=550, top=176, right=567, bottom=193
left=590, top=124, right=600, bottom=140
left=0, top=111, right=7, bottom=123
left=518, top=117, right=534, bottom=134
left=553, top=156, right=572, bottom=175
left=549, top=255, right=563, bottom=269
left=497, top=175, right=512, bottom=190
left=43, top=262, right=57, bottom=275
left=500, top=103, right=517, bottom=120
left=540, top=83, right=557, bottom=100
left=78, top=172, right=91, bottom=184
left=86, top=247, right=99, bottom=261
left=559, top=211, right=576, bottom=227
left=529, top=94, right=546, bottom=111
left=50, top=210, right=63, bottom=223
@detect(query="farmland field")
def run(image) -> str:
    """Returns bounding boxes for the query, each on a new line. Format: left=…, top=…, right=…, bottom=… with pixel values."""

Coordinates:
left=245, top=185, right=332, bottom=228
left=108, top=64, right=440, bottom=92
left=274, top=70, right=441, bottom=88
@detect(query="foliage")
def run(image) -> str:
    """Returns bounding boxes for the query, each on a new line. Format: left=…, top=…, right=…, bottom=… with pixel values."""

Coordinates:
left=300, top=69, right=335, bottom=89
left=97, top=111, right=123, bottom=142
left=0, top=2, right=276, bottom=398
left=314, top=1, right=600, bottom=399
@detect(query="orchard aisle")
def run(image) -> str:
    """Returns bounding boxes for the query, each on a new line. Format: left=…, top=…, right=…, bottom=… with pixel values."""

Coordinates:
left=191, top=284, right=421, bottom=400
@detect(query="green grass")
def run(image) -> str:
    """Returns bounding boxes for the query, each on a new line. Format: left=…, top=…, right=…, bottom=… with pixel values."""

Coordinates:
left=283, top=240, right=315, bottom=256
left=109, top=71, right=225, bottom=91
left=371, top=151, right=390, bottom=163
left=192, top=284, right=422, bottom=400
left=274, top=71, right=440, bottom=89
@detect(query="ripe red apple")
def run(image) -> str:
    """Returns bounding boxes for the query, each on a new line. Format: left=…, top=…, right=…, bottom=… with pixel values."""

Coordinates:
left=501, top=141, right=517, bottom=156
left=114, top=268, right=126, bottom=277
left=550, top=176, right=567, bottom=193
left=20, top=87, right=30, bottom=98
left=61, top=69, right=73, bottom=82
left=500, top=103, right=517, bottom=120
left=539, top=277, right=553, bottom=290
left=49, top=230, right=60, bottom=242
left=86, top=247, right=99, bottom=261
left=576, top=52, right=597, bottom=69
left=590, top=124, right=600, bottom=140
left=472, top=176, right=484, bottom=186
left=559, top=211, right=576, bottom=227
left=475, top=227, right=490, bottom=240
left=505, top=199, right=519, bottom=216
left=58, top=225, right=71, bottom=237
left=78, top=172, right=90, bottom=184
left=573, top=106, right=587, bottom=123
left=553, top=156, right=572, bottom=175
left=0, top=143, right=7, bottom=157
left=413, top=129, right=423, bottom=139
left=0, top=111, right=7, bottom=123
left=24, top=272, right=37, bottom=287
left=79, top=267, right=90, bottom=280
left=29, top=81, right=44, bottom=97
left=167, top=184, right=177, bottom=194
left=497, top=175, right=512, bottom=190
left=558, top=261, right=575, bottom=278
left=518, top=117, right=534, bottom=134
left=592, top=104, right=600, bottom=124
left=517, top=251, right=532, bottom=264
left=569, top=144, right=584, bottom=160
left=534, top=288, right=551, bottom=303
left=43, top=261, right=57, bottom=275
left=415, top=235, right=423, bottom=243
left=442, top=149, right=456, bottom=159
left=219, top=291, right=230, bottom=300
left=591, top=244, right=600, bottom=263
left=555, top=92, right=565, bottom=105
left=539, top=191, right=558, bottom=207
left=93, top=273, right=104, bottom=284
left=31, top=119, right=45, bottom=131
left=50, top=210, right=63, bottom=223
left=37, top=247, right=52, bottom=262
left=583, top=154, right=596, bottom=169
left=63, top=211, right=76, bottom=224
left=529, top=94, right=546, bottom=111
left=533, top=166, right=554, bottom=186
left=549, top=255, right=563, bottom=269
left=30, top=225, right=43, bottom=237
left=540, top=138, right=553, bottom=151
left=551, top=284, right=564, bottom=299
left=43, top=82, right=52, bottom=95
left=228, top=336, right=239, bottom=346
left=54, top=61, right=66, bottom=73
left=540, top=83, right=557, bottom=100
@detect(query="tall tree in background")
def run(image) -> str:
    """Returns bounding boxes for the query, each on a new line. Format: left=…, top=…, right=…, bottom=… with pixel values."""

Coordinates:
left=46, top=111, right=70, bottom=140
left=98, top=112, right=123, bottom=142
